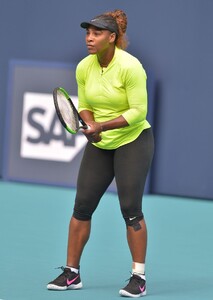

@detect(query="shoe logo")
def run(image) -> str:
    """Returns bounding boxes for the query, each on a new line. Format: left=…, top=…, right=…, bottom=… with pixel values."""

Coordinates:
left=139, top=285, right=146, bottom=293
left=67, top=275, right=79, bottom=286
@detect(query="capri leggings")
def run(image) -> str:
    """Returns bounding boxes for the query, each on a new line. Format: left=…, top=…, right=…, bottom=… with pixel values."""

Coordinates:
left=73, top=128, right=154, bottom=222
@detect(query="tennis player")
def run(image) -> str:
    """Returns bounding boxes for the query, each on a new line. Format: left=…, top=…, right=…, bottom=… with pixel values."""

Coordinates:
left=47, top=9, right=154, bottom=297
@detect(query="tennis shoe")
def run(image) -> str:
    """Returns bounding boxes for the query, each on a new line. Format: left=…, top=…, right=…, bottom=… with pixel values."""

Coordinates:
left=47, top=266, right=82, bottom=290
left=119, top=273, right=146, bottom=298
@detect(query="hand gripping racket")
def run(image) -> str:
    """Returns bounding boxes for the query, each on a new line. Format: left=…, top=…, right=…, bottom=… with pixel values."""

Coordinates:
left=53, top=87, right=88, bottom=134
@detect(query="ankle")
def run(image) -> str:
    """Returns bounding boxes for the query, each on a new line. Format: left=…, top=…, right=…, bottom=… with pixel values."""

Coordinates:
left=132, top=262, right=145, bottom=276
left=66, top=266, right=79, bottom=274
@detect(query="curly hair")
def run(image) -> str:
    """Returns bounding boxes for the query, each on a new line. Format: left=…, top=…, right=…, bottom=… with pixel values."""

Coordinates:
left=104, top=9, right=128, bottom=49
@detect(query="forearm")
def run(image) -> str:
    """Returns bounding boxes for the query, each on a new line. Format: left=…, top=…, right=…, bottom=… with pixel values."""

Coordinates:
left=79, top=110, right=129, bottom=133
left=79, top=110, right=94, bottom=123
left=100, top=115, right=129, bottom=132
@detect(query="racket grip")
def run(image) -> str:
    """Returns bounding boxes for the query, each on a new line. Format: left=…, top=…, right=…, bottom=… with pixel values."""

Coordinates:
left=80, top=125, right=91, bottom=130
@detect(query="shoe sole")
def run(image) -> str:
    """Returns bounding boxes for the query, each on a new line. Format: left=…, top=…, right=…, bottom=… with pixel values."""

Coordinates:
left=119, top=289, right=147, bottom=298
left=47, top=282, right=83, bottom=290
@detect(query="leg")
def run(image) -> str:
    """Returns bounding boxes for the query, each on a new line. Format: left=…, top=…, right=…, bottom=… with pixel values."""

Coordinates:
left=47, top=144, right=115, bottom=290
left=117, top=129, right=154, bottom=297
left=67, top=217, right=91, bottom=267
left=115, top=128, right=154, bottom=264
left=127, top=218, right=147, bottom=263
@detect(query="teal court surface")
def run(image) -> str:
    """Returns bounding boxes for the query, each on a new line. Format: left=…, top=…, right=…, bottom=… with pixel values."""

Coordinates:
left=0, top=181, right=213, bottom=300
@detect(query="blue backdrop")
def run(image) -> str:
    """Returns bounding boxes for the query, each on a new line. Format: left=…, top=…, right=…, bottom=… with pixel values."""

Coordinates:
left=0, top=0, right=213, bottom=199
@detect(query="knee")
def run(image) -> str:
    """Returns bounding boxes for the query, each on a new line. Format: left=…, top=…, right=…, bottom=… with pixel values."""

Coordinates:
left=73, top=203, right=93, bottom=221
left=123, top=213, right=144, bottom=232
left=120, top=200, right=143, bottom=222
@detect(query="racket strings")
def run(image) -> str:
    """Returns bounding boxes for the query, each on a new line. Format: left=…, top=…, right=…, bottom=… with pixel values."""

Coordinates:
left=57, top=92, right=79, bottom=132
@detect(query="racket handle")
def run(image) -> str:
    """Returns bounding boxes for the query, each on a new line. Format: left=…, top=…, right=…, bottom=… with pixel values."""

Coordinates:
left=80, top=125, right=91, bottom=130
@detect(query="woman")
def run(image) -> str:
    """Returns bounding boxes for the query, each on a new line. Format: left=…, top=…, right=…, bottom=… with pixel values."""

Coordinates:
left=47, top=9, right=154, bottom=298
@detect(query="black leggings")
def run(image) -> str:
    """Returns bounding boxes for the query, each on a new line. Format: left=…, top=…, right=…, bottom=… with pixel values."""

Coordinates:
left=73, top=128, right=154, bottom=221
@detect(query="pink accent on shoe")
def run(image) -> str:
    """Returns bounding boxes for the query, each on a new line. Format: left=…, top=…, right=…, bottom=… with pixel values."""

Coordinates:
left=67, top=275, right=79, bottom=286
left=139, top=285, right=146, bottom=293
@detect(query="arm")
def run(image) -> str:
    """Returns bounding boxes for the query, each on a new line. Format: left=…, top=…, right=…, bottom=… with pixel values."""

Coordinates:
left=80, top=110, right=129, bottom=141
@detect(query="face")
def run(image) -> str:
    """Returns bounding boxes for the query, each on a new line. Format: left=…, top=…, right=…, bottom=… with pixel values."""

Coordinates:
left=85, top=26, right=116, bottom=54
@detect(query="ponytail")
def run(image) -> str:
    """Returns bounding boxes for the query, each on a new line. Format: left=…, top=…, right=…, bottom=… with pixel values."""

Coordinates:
left=104, top=9, right=128, bottom=49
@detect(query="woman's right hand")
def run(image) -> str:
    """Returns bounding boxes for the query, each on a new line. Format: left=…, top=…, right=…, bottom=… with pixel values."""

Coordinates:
left=82, top=122, right=102, bottom=143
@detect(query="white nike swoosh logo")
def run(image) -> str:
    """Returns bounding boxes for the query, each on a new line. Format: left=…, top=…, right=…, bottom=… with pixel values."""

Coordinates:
left=129, top=217, right=136, bottom=221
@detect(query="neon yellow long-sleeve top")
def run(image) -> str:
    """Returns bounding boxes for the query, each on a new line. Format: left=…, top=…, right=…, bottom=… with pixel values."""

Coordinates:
left=76, top=47, right=151, bottom=150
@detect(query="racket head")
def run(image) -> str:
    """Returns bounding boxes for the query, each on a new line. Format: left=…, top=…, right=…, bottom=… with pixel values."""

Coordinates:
left=53, top=87, right=80, bottom=134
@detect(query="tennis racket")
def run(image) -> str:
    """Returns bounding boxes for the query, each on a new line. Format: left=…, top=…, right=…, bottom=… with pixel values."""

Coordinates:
left=53, top=87, right=88, bottom=134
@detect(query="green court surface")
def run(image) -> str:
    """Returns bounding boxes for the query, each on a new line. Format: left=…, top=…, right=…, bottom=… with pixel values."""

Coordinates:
left=0, top=181, right=213, bottom=300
